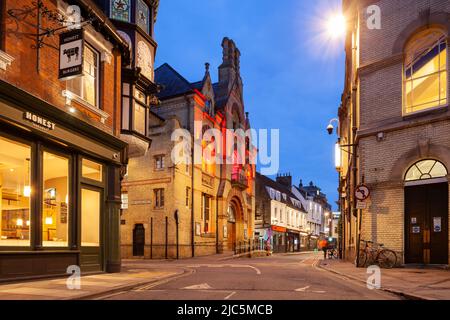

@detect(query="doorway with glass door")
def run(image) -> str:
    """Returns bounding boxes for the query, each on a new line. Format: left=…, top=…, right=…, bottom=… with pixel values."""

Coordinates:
left=80, top=186, right=103, bottom=272
left=404, top=160, right=449, bottom=265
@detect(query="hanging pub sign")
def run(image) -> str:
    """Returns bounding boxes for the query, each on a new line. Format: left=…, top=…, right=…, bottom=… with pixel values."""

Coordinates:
left=59, top=29, right=84, bottom=80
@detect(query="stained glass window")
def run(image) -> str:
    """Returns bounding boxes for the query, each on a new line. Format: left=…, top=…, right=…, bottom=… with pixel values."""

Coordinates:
left=136, top=0, right=150, bottom=34
left=111, top=0, right=131, bottom=22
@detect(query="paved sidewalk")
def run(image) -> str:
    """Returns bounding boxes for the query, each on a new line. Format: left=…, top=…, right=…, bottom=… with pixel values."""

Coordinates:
left=0, top=263, right=183, bottom=300
left=319, top=259, right=450, bottom=300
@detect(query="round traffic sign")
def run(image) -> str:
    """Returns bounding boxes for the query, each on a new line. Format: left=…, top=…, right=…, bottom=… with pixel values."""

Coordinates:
left=355, top=184, right=370, bottom=201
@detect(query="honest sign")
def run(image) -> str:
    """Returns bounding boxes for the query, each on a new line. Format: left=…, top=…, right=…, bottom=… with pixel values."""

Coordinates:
left=59, top=29, right=84, bottom=80
left=23, top=112, right=56, bottom=130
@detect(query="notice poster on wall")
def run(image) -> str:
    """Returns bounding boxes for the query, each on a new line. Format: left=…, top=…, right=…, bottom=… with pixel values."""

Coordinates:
left=433, top=217, right=442, bottom=233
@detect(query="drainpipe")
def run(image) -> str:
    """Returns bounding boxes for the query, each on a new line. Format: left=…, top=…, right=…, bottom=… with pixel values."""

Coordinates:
left=191, top=133, right=195, bottom=258
left=351, top=85, right=360, bottom=266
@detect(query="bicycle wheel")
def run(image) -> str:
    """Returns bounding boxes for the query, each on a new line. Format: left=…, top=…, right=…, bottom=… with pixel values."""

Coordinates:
left=356, top=250, right=367, bottom=267
left=332, top=249, right=338, bottom=259
left=377, top=249, right=397, bottom=268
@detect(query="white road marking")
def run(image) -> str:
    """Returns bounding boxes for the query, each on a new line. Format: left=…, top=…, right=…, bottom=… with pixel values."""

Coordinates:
left=186, top=264, right=261, bottom=275
left=135, top=268, right=196, bottom=291
left=224, top=291, right=236, bottom=300
left=230, top=264, right=262, bottom=275
left=295, top=286, right=310, bottom=292
left=183, top=283, right=212, bottom=290
left=312, top=290, right=326, bottom=294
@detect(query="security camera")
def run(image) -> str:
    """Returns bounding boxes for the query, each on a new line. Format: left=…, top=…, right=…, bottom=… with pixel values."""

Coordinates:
left=327, top=124, right=334, bottom=135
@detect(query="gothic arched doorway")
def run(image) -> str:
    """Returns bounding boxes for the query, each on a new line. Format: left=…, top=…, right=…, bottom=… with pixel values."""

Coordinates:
left=404, top=159, right=448, bottom=264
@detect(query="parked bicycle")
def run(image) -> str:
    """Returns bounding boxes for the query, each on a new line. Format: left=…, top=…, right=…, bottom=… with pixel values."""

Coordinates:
left=356, top=240, right=397, bottom=268
left=327, top=248, right=339, bottom=259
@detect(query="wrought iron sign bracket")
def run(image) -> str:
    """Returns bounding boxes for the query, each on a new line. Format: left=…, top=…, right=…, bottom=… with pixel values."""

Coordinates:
left=7, top=0, right=94, bottom=73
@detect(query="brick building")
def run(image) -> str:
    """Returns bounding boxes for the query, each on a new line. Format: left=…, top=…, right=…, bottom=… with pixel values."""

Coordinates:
left=0, top=0, right=130, bottom=280
left=120, top=38, right=257, bottom=259
left=338, top=0, right=450, bottom=265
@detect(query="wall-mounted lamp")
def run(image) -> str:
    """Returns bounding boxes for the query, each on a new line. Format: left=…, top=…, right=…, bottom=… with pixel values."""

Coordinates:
left=335, top=142, right=342, bottom=170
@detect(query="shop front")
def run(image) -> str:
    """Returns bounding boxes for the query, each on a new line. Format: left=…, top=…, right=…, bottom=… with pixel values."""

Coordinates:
left=287, top=230, right=300, bottom=252
left=271, top=225, right=287, bottom=253
left=0, top=82, right=126, bottom=281
left=299, top=232, right=309, bottom=252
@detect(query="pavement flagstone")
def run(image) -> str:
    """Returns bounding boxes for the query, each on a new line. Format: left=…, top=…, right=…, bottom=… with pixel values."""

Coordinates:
left=319, top=259, right=450, bottom=300
left=0, top=264, right=183, bottom=300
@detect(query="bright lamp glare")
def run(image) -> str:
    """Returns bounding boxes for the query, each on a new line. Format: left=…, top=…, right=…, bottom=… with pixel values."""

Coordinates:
left=335, top=143, right=341, bottom=169
left=327, top=14, right=346, bottom=38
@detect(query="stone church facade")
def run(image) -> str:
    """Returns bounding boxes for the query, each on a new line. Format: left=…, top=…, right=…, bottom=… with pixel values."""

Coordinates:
left=120, top=38, right=256, bottom=259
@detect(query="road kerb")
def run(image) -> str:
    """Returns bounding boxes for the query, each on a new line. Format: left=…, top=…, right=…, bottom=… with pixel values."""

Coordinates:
left=67, top=269, right=188, bottom=300
left=317, top=262, right=430, bottom=300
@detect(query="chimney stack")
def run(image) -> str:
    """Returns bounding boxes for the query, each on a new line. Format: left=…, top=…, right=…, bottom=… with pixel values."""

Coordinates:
left=276, top=173, right=292, bottom=188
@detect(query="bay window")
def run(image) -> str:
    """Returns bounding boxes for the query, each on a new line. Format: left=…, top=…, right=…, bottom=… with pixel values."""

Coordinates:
left=122, top=84, right=150, bottom=137
left=404, top=29, right=447, bottom=114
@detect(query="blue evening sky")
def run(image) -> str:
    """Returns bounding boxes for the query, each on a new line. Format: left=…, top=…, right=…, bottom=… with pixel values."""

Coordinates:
left=154, top=0, right=345, bottom=209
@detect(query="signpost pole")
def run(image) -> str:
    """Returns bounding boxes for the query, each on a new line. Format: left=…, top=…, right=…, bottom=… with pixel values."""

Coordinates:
left=354, top=184, right=369, bottom=267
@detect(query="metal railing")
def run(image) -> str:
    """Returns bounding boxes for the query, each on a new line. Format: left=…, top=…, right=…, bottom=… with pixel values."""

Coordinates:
left=231, top=171, right=249, bottom=189
left=234, top=239, right=268, bottom=255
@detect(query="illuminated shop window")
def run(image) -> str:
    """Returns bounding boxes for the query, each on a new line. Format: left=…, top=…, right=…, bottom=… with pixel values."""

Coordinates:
left=0, top=136, right=31, bottom=247
left=42, top=152, right=69, bottom=247
left=405, top=159, right=447, bottom=181
left=404, top=29, right=447, bottom=114
left=82, top=159, right=103, bottom=182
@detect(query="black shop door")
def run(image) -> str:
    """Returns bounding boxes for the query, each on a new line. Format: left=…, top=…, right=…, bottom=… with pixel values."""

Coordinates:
left=133, top=224, right=145, bottom=257
left=405, top=183, right=448, bottom=264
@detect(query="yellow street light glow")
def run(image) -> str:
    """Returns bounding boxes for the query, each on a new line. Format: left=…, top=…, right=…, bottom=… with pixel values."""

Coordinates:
left=327, top=14, right=346, bottom=38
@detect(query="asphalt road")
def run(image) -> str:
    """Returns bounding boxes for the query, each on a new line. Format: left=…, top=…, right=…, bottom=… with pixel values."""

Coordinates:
left=99, top=252, right=401, bottom=300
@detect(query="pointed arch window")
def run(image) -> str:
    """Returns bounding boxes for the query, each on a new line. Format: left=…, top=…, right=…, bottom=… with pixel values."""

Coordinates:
left=405, top=159, right=447, bottom=182
left=404, top=29, right=447, bottom=114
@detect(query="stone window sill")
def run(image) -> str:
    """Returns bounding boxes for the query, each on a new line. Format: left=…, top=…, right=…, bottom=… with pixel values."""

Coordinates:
left=62, top=90, right=110, bottom=123
left=0, top=50, right=14, bottom=71
left=402, top=104, right=448, bottom=121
